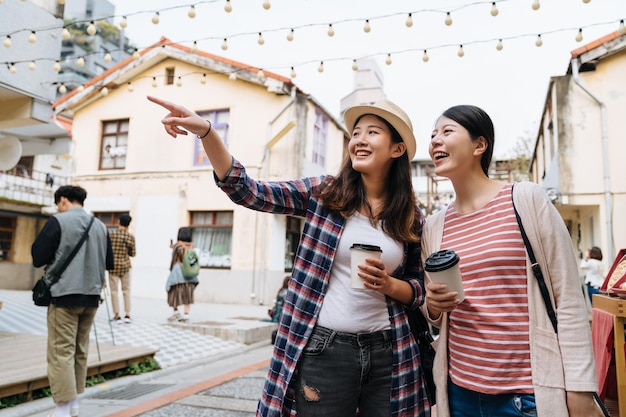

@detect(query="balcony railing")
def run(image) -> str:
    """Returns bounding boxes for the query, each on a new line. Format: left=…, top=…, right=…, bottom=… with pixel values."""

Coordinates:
left=0, top=169, right=71, bottom=207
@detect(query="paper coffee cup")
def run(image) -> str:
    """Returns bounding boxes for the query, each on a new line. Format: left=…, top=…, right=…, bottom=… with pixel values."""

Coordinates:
left=425, top=249, right=464, bottom=301
left=350, top=244, right=382, bottom=290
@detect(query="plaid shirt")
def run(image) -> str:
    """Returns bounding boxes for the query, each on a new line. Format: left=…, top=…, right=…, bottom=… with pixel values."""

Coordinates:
left=109, top=228, right=135, bottom=276
left=217, top=159, right=430, bottom=417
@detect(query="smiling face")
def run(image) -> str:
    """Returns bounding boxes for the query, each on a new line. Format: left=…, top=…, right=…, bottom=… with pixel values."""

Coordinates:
left=429, top=115, right=486, bottom=179
left=349, top=114, right=406, bottom=177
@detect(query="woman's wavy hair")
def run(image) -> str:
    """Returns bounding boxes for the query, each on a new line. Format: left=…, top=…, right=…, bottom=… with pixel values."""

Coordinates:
left=318, top=115, right=420, bottom=243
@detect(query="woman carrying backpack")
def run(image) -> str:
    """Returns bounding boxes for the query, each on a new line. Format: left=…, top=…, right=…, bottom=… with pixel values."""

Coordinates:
left=166, top=228, right=199, bottom=322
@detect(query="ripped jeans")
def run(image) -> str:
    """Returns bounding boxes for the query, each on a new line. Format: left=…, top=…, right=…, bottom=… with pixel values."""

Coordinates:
left=294, top=325, right=393, bottom=417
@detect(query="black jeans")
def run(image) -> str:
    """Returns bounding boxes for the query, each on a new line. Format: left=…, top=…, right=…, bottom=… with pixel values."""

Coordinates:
left=295, top=325, right=393, bottom=417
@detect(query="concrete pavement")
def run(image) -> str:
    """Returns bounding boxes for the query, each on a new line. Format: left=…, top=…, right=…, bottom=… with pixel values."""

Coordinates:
left=0, top=289, right=277, bottom=417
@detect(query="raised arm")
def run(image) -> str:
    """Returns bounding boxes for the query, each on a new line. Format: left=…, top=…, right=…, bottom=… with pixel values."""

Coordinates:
left=147, top=95, right=232, bottom=180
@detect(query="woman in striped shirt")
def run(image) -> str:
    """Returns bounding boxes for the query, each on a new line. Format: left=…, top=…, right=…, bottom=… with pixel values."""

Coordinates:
left=422, top=105, right=601, bottom=417
left=148, top=96, right=431, bottom=417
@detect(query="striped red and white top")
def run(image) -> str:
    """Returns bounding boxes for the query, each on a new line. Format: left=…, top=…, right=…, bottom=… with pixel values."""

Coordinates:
left=441, top=184, right=533, bottom=394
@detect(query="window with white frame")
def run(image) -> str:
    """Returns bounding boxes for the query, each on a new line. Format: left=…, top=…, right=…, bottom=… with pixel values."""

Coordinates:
left=194, top=109, right=230, bottom=167
left=189, top=211, right=233, bottom=268
left=312, top=109, right=328, bottom=167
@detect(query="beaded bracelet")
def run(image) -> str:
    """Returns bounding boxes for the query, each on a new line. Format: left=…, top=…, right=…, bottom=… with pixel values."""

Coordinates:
left=196, top=120, right=212, bottom=139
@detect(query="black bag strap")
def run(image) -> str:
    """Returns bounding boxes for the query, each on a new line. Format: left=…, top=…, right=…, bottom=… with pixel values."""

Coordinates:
left=48, top=216, right=95, bottom=286
left=511, top=185, right=558, bottom=333
left=511, top=185, right=610, bottom=417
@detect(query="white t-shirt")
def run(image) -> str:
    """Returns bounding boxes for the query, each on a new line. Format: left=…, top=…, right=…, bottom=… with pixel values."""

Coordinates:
left=580, top=258, right=605, bottom=288
left=317, top=212, right=403, bottom=333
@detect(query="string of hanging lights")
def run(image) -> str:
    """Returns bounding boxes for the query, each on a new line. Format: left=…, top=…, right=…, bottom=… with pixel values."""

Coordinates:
left=1, top=0, right=623, bottom=92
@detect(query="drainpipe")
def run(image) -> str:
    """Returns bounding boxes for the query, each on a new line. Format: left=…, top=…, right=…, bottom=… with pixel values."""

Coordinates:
left=571, top=58, right=614, bottom=261
left=251, top=86, right=297, bottom=304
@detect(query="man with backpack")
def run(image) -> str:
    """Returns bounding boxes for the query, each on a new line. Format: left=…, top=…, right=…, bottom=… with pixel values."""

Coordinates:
left=165, top=227, right=199, bottom=322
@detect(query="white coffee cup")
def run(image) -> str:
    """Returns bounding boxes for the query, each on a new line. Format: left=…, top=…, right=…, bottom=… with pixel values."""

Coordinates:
left=425, top=249, right=464, bottom=302
left=350, top=244, right=383, bottom=290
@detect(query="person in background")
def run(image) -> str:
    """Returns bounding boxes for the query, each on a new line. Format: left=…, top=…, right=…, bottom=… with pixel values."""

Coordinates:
left=108, top=213, right=136, bottom=324
left=166, top=227, right=199, bottom=323
left=32, top=185, right=114, bottom=417
left=268, top=275, right=290, bottom=323
left=148, top=95, right=430, bottom=417
left=580, top=246, right=605, bottom=303
left=422, top=104, right=602, bottom=417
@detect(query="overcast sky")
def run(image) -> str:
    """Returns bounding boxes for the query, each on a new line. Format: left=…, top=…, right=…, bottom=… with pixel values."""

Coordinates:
left=108, top=0, right=623, bottom=159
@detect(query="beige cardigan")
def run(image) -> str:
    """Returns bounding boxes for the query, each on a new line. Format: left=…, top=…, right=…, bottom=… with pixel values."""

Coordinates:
left=421, top=181, right=597, bottom=417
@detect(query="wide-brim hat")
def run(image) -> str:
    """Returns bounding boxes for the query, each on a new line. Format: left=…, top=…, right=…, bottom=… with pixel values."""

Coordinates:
left=343, top=100, right=416, bottom=160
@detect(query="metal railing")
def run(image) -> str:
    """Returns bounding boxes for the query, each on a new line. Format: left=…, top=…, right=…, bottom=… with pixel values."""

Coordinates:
left=0, top=169, right=71, bottom=206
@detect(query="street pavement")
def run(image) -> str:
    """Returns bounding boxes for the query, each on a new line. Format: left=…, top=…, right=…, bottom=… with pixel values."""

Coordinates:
left=0, top=289, right=276, bottom=417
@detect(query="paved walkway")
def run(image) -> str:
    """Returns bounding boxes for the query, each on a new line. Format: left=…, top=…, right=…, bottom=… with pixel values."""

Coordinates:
left=0, top=289, right=277, bottom=417
left=0, top=289, right=272, bottom=369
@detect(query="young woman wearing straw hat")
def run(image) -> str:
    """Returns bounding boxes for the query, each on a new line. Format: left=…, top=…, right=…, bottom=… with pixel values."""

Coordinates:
left=148, top=95, right=430, bottom=417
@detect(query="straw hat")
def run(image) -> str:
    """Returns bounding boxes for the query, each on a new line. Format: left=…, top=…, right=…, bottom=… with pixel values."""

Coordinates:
left=343, top=100, right=416, bottom=160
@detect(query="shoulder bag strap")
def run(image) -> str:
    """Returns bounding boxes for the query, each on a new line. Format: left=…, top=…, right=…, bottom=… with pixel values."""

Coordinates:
left=511, top=184, right=558, bottom=333
left=48, top=216, right=95, bottom=286
left=512, top=184, right=610, bottom=416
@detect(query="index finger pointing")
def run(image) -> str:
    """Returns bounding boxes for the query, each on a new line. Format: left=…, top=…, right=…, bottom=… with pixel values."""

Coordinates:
left=147, top=95, right=175, bottom=111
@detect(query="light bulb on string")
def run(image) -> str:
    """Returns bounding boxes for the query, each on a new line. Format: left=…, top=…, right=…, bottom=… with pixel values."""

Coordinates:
left=352, top=59, right=358, bottom=71
left=229, top=72, right=237, bottom=81
left=327, top=24, right=335, bottom=37
left=62, top=28, right=71, bottom=40
left=188, top=5, right=196, bottom=18
left=58, top=84, right=67, bottom=94
left=127, top=82, right=133, bottom=92
left=152, top=12, right=160, bottom=24
left=176, top=77, right=182, bottom=87
left=28, top=61, right=36, bottom=70
left=104, top=52, right=112, bottom=62
left=535, top=34, right=543, bottom=47
left=76, top=56, right=85, bottom=67
left=101, top=87, right=108, bottom=96
left=457, top=45, right=465, bottom=57
left=385, top=54, right=392, bottom=65
left=363, top=20, right=371, bottom=33
left=86, top=21, right=96, bottom=35
left=159, top=45, right=167, bottom=55
left=263, top=0, right=270, bottom=10
left=28, top=31, right=36, bottom=43
left=496, top=39, right=503, bottom=51
left=445, top=12, right=452, bottom=26
left=120, top=16, right=128, bottom=29
left=490, top=2, right=498, bottom=16
left=257, top=33, right=265, bottom=45
left=152, top=77, right=157, bottom=88
left=221, top=38, right=228, bottom=50
left=317, top=62, right=324, bottom=73
left=224, top=0, right=232, bottom=12
left=76, top=85, right=84, bottom=92
left=53, top=60, right=61, bottom=72
left=619, top=20, right=626, bottom=35
left=8, top=63, right=17, bottom=74
left=406, top=13, right=413, bottom=27
left=422, top=50, right=429, bottom=62
left=575, top=28, right=583, bottom=42
left=3, top=36, right=11, bottom=48
left=133, top=49, right=140, bottom=59
left=201, top=74, right=207, bottom=84
left=257, top=69, right=265, bottom=80
left=531, top=0, right=540, bottom=11
left=191, top=41, right=198, bottom=54
left=287, top=29, right=294, bottom=41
